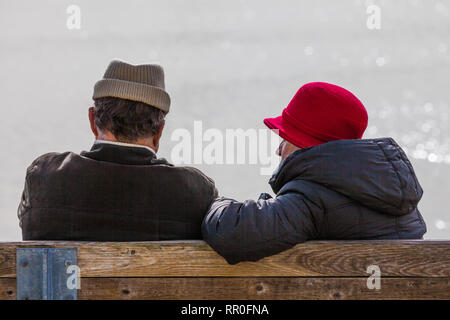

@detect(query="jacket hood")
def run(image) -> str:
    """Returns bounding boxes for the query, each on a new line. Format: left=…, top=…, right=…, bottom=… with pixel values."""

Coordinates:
left=269, top=137, right=423, bottom=216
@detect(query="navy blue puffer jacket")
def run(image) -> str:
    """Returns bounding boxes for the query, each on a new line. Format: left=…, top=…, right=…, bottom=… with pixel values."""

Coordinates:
left=202, top=137, right=426, bottom=264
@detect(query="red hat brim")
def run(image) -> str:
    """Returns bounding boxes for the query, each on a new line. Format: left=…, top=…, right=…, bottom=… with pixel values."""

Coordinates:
left=263, top=115, right=325, bottom=149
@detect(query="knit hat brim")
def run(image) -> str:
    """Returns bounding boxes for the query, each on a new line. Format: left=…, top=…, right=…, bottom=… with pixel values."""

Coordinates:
left=93, top=78, right=171, bottom=113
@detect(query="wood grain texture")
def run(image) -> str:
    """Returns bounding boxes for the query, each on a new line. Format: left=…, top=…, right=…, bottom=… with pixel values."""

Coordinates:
left=2, top=277, right=448, bottom=300
left=1, top=240, right=449, bottom=278
left=0, top=278, right=15, bottom=300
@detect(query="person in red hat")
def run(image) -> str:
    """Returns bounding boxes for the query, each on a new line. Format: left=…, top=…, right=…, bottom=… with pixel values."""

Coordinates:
left=264, top=82, right=369, bottom=157
left=202, top=82, right=426, bottom=264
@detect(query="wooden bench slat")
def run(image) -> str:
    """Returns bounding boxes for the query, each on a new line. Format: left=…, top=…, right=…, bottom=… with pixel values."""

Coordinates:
left=0, top=278, right=14, bottom=300
left=1, top=240, right=449, bottom=278
left=2, top=277, right=449, bottom=300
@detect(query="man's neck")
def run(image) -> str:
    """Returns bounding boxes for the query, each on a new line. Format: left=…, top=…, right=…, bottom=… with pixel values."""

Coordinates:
left=95, top=136, right=156, bottom=154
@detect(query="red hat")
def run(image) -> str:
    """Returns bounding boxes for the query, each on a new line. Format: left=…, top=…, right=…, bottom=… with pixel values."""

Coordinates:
left=264, top=82, right=368, bottom=148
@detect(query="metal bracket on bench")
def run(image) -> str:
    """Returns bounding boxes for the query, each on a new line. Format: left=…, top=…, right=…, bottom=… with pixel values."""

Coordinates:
left=16, top=248, right=78, bottom=300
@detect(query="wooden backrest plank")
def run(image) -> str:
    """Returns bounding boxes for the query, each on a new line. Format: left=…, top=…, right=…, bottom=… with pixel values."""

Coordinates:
left=1, top=240, right=449, bottom=278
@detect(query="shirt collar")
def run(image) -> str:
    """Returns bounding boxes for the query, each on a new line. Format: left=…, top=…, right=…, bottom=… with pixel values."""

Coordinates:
left=94, top=139, right=156, bottom=155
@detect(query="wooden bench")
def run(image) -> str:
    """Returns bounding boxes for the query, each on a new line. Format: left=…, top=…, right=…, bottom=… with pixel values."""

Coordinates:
left=0, top=240, right=449, bottom=300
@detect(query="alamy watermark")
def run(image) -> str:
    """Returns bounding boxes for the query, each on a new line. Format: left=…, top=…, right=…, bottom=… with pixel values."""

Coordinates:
left=366, top=4, right=381, bottom=30
left=170, top=121, right=281, bottom=175
left=366, top=264, right=381, bottom=290
left=66, top=264, right=81, bottom=290
left=66, top=5, right=81, bottom=30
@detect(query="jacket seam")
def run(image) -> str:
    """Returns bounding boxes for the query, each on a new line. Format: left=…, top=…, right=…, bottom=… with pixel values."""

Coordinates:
left=391, top=138, right=420, bottom=211
left=376, top=141, right=405, bottom=211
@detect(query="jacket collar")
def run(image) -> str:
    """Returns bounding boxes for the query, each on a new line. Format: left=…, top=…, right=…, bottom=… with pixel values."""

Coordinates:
left=81, top=141, right=172, bottom=166
left=94, top=139, right=157, bottom=155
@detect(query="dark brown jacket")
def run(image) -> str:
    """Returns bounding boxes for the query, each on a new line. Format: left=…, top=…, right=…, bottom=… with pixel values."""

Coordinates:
left=18, top=142, right=218, bottom=241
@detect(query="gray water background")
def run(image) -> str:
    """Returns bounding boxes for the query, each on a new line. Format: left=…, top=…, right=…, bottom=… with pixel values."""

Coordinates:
left=1, top=0, right=449, bottom=241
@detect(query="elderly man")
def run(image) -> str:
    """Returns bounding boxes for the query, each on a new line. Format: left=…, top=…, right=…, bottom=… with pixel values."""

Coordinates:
left=202, top=82, right=426, bottom=264
left=18, top=60, right=218, bottom=241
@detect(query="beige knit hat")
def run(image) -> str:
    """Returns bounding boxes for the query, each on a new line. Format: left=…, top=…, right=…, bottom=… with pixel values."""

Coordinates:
left=93, top=60, right=171, bottom=113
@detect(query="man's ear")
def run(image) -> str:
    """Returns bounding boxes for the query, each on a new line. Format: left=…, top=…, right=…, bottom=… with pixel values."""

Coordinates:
left=153, top=119, right=165, bottom=152
left=88, top=107, right=98, bottom=137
